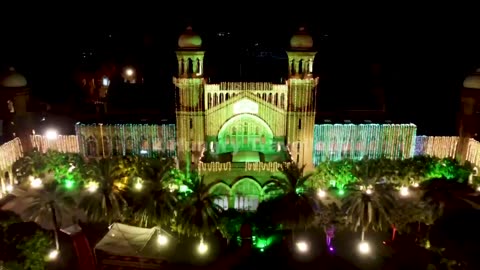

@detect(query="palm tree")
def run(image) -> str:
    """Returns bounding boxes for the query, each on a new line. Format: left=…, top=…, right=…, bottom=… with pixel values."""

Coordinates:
left=342, top=181, right=396, bottom=242
left=16, top=180, right=76, bottom=250
left=174, top=174, right=223, bottom=238
left=129, top=158, right=177, bottom=228
left=79, top=158, right=129, bottom=224
left=266, top=162, right=319, bottom=231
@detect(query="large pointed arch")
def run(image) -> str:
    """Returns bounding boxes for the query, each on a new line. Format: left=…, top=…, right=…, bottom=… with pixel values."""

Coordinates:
left=217, top=113, right=274, bottom=153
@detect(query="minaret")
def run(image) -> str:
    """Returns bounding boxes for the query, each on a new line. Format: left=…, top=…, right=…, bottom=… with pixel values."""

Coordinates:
left=457, top=68, right=480, bottom=163
left=174, top=26, right=206, bottom=168
left=285, top=27, right=319, bottom=172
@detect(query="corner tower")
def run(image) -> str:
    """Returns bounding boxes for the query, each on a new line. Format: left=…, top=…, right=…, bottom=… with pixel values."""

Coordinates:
left=174, top=26, right=206, bottom=167
left=286, top=27, right=318, bottom=171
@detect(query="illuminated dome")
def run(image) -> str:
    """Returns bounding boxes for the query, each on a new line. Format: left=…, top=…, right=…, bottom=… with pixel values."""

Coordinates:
left=463, top=68, right=480, bottom=89
left=0, top=67, right=27, bottom=88
left=178, top=26, right=202, bottom=49
left=290, top=27, right=313, bottom=50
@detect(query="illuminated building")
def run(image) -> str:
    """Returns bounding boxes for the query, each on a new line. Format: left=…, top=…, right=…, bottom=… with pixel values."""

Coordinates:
left=72, top=27, right=419, bottom=211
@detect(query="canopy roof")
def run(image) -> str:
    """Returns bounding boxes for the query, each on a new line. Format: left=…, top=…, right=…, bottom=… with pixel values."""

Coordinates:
left=95, top=223, right=173, bottom=259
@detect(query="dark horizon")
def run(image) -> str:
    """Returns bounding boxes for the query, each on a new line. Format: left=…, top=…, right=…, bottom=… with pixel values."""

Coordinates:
left=1, top=7, right=479, bottom=136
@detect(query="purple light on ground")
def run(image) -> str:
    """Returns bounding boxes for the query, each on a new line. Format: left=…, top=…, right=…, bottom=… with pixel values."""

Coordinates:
left=329, top=247, right=334, bottom=251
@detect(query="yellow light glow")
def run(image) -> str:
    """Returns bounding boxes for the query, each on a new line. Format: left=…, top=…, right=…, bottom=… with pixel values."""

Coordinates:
left=134, top=182, right=143, bottom=190
left=233, top=99, right=259, bottom=114
left=31, top=178, right=43, bottom=189
left=399, top=186, right=409, bottom=197
left=296, top=241, right=309, bottom=253
left=125, top=68, right=134, bottom=76
left=197, top=240, right=208, bottom=254
left=157, top=234, right=168, bottom=246
left=358, top=241, right=370, bottom=254
left=317, top=189, right=326, bottom=198
left=48, top=249, right=59, bottom=260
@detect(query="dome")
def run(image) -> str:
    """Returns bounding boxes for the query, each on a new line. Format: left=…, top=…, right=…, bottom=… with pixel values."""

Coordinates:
left=0, top=67, right=27, bottom=88
left=290, top=27, right=313, bottom=50
left=464, top=68, right=480, bottom=89
left=178, top=26, right=202, bottom=49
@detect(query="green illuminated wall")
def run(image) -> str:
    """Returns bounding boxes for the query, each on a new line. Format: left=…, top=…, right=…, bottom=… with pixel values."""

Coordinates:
left=313, top=124, right=417, bottom=165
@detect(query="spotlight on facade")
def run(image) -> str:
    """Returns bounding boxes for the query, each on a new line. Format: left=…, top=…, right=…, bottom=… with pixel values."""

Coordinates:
left=399, top=186, right=409, bottom=197
left=358, top=241, right=370, bottom=254
left=296, top=241, right=309, bottom=253
left=317, top=189, right=326, bottom=198
left=45, top=129, right=58, bottom=140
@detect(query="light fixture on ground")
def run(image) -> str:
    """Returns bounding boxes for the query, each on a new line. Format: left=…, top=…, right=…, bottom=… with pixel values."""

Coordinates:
left=317, top=189, right=326, bottom=198
left=5, top=184, right=13, bottom=193
left=197, top=239, right=208, bottom=255
left=86, top=182, right=99, bottom=193
left=30, top=178, right=43, bottom=189
left=399, top=186, right=409, bottom=197
left=45, top=129, right=58, bottom=140
left=47, top=249, right=59, bottom=260
left=296, top=241, right=309, bottom=253
left=134, top=181, right=143, bottom=190
left=365, top=188, right=373, bottom=195
left=157, top=234, right=168, bottom=246
left=412, top=182, right=419, bottom=188
left=358, top=241, right=370, bottom=254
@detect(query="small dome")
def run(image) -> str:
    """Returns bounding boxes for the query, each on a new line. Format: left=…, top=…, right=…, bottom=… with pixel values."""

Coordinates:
left=0, top=67, right=27, bottom=88
left=463, top=68, right=480, bottom=89
left=178, top=26, right=202, bottom=49
left=290, top=27, right=313, bottom=50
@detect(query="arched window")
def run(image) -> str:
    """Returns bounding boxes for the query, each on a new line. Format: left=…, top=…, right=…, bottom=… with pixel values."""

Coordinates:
left=210, top=183, right=231, bottom=210
left=102, top=136, right=110, bottom=156
left=232, top=178, right=262, bottom=211
left=112, top=136, right=122, bottom=155
left=86, top=136, right=97, bottom=157
left=125, top=136, right=134, bottom=155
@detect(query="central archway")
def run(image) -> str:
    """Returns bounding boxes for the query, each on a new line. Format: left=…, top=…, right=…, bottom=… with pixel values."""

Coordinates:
left=217, top=113, right=274, bottom=154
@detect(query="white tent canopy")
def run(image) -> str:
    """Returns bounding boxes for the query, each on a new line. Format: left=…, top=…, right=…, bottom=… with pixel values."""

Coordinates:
left=95, top=223, right=174, bottom=259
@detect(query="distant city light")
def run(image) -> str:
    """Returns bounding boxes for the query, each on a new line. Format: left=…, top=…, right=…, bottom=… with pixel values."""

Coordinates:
left=125, top=68, right=134, bottom=77
left=102, top=77, right=110, bottom=86
left=45, top=129, right=58, bottom=140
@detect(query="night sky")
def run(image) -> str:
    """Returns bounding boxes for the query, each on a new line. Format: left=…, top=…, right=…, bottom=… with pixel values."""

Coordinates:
left=1, top=5, right=479, bottom=135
